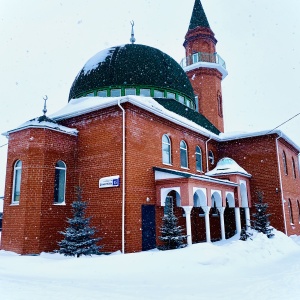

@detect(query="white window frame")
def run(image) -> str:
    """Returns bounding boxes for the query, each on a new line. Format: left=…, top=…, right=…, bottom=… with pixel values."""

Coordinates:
left=12, top=160, right=22, bottom=204
left=162, top=134, right=172, bottom=165
left=180, top=140, right=188, bottom=169
left=54, top=160, right=67, bottom=204
left=195, top=146, right=203, bottom=172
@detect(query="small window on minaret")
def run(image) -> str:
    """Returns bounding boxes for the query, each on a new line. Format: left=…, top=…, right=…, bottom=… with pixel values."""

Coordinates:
left=217, top=93, right=223, bottom=117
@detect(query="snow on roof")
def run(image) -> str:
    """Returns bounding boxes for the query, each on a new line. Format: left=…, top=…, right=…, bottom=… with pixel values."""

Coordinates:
left=49, top=95, right=300, bottom=153
left=206, top=157, right=251, bottom=177
left=219, top=130, right=300, bottom=153
left=2, top=117, right=78, bottom=137
left=50, top=96, right=218, bottom=138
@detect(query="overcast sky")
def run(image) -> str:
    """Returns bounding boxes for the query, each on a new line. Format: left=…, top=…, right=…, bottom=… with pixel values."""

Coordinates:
left=1, top=0, right=300, bottom=195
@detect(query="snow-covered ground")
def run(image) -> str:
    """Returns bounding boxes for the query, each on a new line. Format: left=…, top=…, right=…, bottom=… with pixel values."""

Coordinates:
left=1, top=230, right=300, bottom=300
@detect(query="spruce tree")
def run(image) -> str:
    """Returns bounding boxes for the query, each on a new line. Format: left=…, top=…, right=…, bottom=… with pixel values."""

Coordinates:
left=159, top=198, right=187, bottom=250
left=239, top=227, right=252, bottom=241
left=251, top=191, right=274, bottom=238
left=58, top=187, right=102, bottom=257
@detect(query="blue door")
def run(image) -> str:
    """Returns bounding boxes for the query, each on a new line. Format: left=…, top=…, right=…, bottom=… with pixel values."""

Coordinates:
left=142, top=205, right=156, bottom=251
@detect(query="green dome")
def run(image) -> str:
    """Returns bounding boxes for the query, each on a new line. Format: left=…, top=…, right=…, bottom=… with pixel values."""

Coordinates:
left=68, top=44, right=195, bottom=104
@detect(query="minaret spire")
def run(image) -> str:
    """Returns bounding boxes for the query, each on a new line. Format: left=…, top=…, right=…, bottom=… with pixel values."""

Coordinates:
left=43, top=95, right=48, bottom=116
left=188, top=0, right=210, bottom=30
left=130, top=20, right=136, bottom=44
left=183, top=0, right=226, bottom=133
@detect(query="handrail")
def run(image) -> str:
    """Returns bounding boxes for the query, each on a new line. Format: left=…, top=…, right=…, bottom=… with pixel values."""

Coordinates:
left=180, top=52, right=226, bottom=69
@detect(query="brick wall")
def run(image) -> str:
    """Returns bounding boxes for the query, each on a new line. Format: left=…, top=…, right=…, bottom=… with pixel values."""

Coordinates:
left=217, top=134, right=300, bottom=235
left=1, top=128, right=76, bottom=254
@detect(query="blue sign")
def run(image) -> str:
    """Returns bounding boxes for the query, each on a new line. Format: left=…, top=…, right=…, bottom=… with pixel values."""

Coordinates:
left=99, top=175, right=120, bottom=188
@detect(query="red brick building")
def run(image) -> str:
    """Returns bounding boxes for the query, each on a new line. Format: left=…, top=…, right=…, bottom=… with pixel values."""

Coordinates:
left=1, top=0, right=300, bottom=254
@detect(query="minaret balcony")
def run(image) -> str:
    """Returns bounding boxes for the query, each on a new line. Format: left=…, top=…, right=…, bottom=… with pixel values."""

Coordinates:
left=180, top=52, right=228, bottom=79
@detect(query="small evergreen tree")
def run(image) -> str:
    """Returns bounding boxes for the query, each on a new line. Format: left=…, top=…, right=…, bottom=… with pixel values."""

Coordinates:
left=239, top=228, right=252, bottom=241
left=159, top=198, right=187, bottom=250
left=251, top=191, right=274, bottom=238
left=58, top=187, right=102, bottom=257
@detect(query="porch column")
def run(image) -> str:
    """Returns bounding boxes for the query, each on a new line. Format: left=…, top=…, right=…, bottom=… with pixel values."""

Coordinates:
left=245, top=207, right=251, bottom=229
left=217, top=207, right=226, bottom=241
left=234, top=207, right=242, bottom=234
left=182, top=206, right=193, bottom=246
left=202, top=206, right=211, bottom=243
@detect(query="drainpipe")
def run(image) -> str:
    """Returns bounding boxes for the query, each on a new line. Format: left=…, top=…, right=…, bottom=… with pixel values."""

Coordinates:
left=205, top=136, right=212, bottom=172
left=275, top=133, right=287, bottom=235
left=118, top=99, right=126, bottom=253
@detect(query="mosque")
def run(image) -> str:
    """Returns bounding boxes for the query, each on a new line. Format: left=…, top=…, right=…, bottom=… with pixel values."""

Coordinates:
left=1, top=0, right=300, bottom=254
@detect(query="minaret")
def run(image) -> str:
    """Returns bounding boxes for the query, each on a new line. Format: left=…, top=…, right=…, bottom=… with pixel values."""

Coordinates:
left=182, top=0, right=228, bottom=133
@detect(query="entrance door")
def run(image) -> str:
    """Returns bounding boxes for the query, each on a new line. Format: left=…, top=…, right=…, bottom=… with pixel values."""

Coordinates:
left=141, top=205, right=156, bottom=251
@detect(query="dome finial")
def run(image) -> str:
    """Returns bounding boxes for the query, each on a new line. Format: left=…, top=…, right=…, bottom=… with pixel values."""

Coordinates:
left=43, top=95, right=48, bottom=116
left=130, top=20, right=136, bottom=44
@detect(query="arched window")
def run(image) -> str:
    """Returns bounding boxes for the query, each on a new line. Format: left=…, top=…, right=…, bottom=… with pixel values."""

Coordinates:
left=282, top=151, right=288, bottom=175
left=54, top=160, right=66, bottom=204
left=292, top=157, right=296, bottom=178
left=208, top=150, right=214, bottom=165
left=288, top=199, right=294, bottom=224
left=297, top=200, right=300, bottom=223
left=195, top=146, right=203, bottom=172
left=162, top=134, right=171, bottom=165
left=12, top=160, right=22, bottom=204
left=180, top=140, right=188, bottom=168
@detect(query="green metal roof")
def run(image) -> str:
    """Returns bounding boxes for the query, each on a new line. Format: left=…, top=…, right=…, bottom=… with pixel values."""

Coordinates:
left=69, top=44, right=195, bottom=102
left=153, top=98, right=220, bottom=135
left=188, top=0, right=210, bottom=30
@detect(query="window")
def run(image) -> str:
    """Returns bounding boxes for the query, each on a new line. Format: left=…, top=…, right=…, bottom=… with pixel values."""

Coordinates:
left=111, top=89, right=121, bottom=97
left=125, top=88, right=136, bottom=96
left=288, top=199, right=294, bottom=224
left=186, top=99, right=191, bottom=108
left=195, top=96, right=199, bottom=112
left=154, top=90, right=164, bottom=98
left=192, top=53, right=199, bottom=64
left=297, top=200, right=300, bottom=223
left=283, top=151, right=288, bottom=175
left=97, top=90, right=107, bottom=97
left=178, top=95, right=185, bottom=104
left=140, top=89, right=151, bottom=97
left=166, top=92, right=176, bottom=99
left=86, top=92, right=94, bottom=97
left=208, top=150, right=214, bottom=165
left=217, top=92, right=223, bottom=117
left=195, top=146, right=203, bottom=172
left=12, top=160, right=22, bottom=204
left=180, top=140, right=188, bottom=168
left=292, top=157, right=296, bottom=178
left=162, top=134, right=171, bottom=165
left=164, top=196, right=173, bottom=215
left=54, top=161, right=66, bottom=204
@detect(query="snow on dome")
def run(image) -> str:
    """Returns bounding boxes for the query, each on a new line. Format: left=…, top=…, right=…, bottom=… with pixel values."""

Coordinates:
left=206, top=157, right=251, bottom=177
left=82, top=47, right=117, bottom=75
